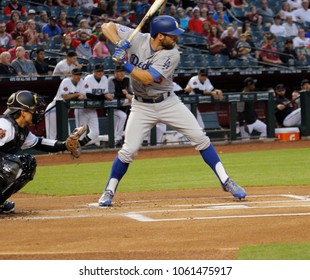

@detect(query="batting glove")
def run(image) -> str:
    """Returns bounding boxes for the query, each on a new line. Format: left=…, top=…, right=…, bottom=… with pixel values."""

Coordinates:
left=115, top=39, right=131, bottom=50
left=112, top=48, right=127, bottom=63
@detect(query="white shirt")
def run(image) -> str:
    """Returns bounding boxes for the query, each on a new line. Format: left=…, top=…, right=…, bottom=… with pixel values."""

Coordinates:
left=53, top=59, right=77, bottom=76
left=186, top=75, right=214, bottom=95
left=81, top=73, right=109, bottom=96
left=270, top=24, right=287, bottom=37
left=293, top=36, right=310, bottom=48
left=292, top=7, right=310, bottom=22
left=287, top=0, right=302, bottom=10
left=282, top=22, right=299, bottom=37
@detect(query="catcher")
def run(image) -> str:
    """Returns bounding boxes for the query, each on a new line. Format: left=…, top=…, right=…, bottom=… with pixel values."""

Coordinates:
left=0, top=90, right=87, bottom=214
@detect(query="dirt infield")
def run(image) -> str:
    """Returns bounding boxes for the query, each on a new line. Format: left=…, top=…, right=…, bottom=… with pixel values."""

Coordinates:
left=1, top=140, right=310, bottom=260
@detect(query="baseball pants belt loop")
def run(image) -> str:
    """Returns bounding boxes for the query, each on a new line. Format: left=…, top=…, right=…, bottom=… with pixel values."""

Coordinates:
left=134, top=92, right=170, bottom=103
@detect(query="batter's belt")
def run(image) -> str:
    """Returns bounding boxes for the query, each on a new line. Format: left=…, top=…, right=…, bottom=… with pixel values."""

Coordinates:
left=134, top=92, right=170, bottom=103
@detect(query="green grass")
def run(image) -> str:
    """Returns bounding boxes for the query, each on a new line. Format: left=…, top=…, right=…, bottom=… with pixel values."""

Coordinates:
left=23, top=148, right=310, bottom=196
left=21, top=147, right=310, bottom=259
left=238, top=243, right=310, bottom=260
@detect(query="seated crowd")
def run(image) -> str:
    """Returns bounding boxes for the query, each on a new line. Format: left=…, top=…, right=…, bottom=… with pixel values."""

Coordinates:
left=0, top=0, right=310, bottom=76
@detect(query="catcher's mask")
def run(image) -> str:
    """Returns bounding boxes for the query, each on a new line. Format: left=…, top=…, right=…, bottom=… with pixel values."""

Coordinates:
left=4, top=90, right=45, bottom=125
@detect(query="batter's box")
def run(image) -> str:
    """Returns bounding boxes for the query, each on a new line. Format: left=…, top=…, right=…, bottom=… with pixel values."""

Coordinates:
left=121, top=194, right=310, bottom=222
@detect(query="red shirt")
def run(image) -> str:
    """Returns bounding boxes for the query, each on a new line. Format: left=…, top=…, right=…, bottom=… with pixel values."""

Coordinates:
left=188, top=18, right=204, bottom=34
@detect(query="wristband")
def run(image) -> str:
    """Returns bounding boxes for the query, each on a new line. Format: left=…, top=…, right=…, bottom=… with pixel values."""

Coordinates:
left=124, top=62, right=134, bottom=74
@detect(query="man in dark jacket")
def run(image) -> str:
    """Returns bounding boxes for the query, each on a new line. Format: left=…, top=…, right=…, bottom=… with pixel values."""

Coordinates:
left=237, top=77, right=267, bottom=140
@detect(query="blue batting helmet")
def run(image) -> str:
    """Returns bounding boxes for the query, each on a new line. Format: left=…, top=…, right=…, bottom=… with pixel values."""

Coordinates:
left=150, top=15, right=184, bottom=38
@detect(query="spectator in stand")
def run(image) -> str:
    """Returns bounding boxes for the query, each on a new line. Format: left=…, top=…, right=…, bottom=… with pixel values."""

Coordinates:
left=287, top=0, right=302, bottom=11
left=176, top=7, right=190, bottom=30
left=8, top=36, right=29, bottom=62
left=4, top=0, right=27, bottom=17
left=245, top=31, right=260, bottom=59
left=42, top=16, right=62, bottom=42
left=0, top=52, right=17, bottom=75
left=201, top=21, right=211, bottom=38
left=6, top=11, right=22, bottom=34
left=168, top=5, right=178, bottom=18
left=34, top=48, right=52, bottom=75
left=274, top=83, right=301, bottom=127
left=27, top=9, right=41, bottom=33
left=92, top=22, right=103, bottom=36
left=106, top=0, right=120, bottom=20
left=234, top=33, right=255, bottom=61
left=57, top=10, right=69, bottom=34
left=78, top=19, right=92, bottom=35
left=270, top=15, right=287, bottom=37
left=37, top=10, right=49, bottom=31
left=237, top=77, right=266, bottom=140
left=0, top=22, right=13, bottom=48
left=216, top=11, right=229, bottom=31
left=10, top=20, right=25, bottom=42
left=199, top=8, right=208, bottom=21
left=293, top=28, right=310, bottom=57
left=11, top=46, right=38, bottom=76
left=208, top=25, right=225, bottom=54
left=221, top=26, right=238, bottom=58
left=60, top=33, right=76, bottom=54
left=92, top=33, right=110, bottom=58
left=278, top=2, right=295, bottom=20
left=188, top=7, right=204, bottom=34
left=204, top=10, right=217, bottom=27
left=46, top=0, right=71, bottom=6
left=64, top=21, right=75, bottom=36
left=246, top=6, right=262, bottom=28
left=257, top=0, right=274, bottom=27
left=91, top=1, right=108, bottom=22
left=241, top=19, right=252, bottom=34
left=260, top=33, right=283, bottom=65
left=185, top=6, right=193, bottom=19
left=231, top=0, right=248, bottom=8
left=282, top=15, right=299, bottom=37
left=70, top=30, right=98, bottom=59
left=292, top=0, right=310, bottom=23
left=53, top=50, right=82, bottom=76
left=23, top=19, right=42, bottom=47
left=280, top=38, right=306, bottom=64
left=213, top=1, right=230, bottom=24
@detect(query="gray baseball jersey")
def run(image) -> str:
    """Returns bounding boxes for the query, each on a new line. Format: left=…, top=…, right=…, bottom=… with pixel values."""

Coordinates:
left=116, top=24, right=180, bottom=98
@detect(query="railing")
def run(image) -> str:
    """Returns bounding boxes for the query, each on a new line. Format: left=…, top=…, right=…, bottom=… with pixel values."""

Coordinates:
left=55, top=91, right=289, bottom=148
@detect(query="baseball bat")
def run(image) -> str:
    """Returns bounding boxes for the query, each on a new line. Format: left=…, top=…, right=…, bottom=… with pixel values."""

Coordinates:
left=127, top=0, right=166, bottom=42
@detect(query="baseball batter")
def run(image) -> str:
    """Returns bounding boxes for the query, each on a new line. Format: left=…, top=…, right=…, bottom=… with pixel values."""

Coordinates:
left=98, top=15, right=246, bottom=207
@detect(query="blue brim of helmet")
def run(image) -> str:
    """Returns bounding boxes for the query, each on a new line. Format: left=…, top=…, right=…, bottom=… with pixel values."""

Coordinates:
left=166, top=28, right=184, bottom=35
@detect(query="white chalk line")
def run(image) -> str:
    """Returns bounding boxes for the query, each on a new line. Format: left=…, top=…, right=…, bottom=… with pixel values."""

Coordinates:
left=5, top=194, right=310, bottom=222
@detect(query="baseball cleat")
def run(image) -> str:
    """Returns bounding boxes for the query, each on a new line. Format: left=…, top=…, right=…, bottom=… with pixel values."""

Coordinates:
left=0, top=201, right=15, bottom=214
left=98, top=190, right=114, bottom=207
left=222, top=178, right=246, bottom=199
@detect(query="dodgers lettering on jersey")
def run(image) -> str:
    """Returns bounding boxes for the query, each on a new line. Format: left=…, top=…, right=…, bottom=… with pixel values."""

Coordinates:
left=116, top=24, right=180, bottom=99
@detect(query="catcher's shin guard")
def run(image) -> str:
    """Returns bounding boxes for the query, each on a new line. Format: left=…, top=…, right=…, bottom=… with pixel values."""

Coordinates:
left=0, top=154, right=36, bottom=205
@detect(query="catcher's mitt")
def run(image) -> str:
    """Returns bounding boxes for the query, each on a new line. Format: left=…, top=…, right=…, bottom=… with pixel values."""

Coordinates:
left=65, top=125, right=88, bottom=159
